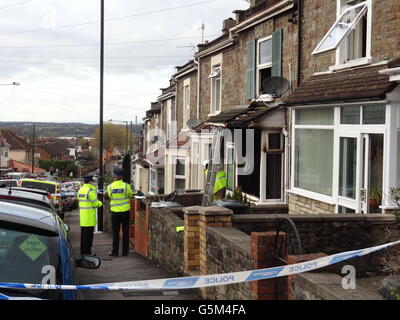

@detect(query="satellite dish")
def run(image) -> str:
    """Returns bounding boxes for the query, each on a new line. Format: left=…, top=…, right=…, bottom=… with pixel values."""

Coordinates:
left=261, top=76, right=290, bottom=98
left=187, top=118, right=202, bottom=129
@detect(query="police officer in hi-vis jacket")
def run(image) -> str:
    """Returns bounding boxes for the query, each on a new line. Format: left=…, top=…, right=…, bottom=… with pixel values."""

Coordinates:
left=106, top=168, right=132, bottom=257
left=78, top=175, right=102, bottom=256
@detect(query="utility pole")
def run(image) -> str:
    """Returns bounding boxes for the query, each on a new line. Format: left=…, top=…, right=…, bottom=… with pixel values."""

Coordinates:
left=125, top=122, right=128, bottom=156
left=98, top=0, right=105, bottom=232
left=130, top=121, right=133, bottom=156
left=31, top=123, right=35, bottom=175
left=200, top=21, right=205, bottom=44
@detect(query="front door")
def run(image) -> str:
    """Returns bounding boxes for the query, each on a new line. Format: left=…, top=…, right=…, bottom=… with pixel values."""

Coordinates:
left=337, top=133, right=384, bottom=214
left=337, top=133, right=361, bottom=213
left=360, top=133, right=384, bottom=213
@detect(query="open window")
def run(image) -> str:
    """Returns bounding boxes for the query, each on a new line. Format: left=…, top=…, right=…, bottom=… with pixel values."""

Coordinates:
left=209, top=66, right=221, bottom=115
left=312, top=1, right=368, bottom=56
left=257, top=36, right=272, bottom=95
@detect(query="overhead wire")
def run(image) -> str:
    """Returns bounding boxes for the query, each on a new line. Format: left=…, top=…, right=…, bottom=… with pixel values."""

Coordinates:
left=0, top=0, right=33, bottom=11
left=0, top=0, right=219, bottom=37
left=0, top=58, right=179, bottom=69
left=0, top=34, right=219, bottom=49
left=0, top=54, right=192, bottom=59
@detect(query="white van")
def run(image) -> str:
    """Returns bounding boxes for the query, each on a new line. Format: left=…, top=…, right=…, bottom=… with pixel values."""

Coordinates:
left=5, top=172, right=29, bottom=180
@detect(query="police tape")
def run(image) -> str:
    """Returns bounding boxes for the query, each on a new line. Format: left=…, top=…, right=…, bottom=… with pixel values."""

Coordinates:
left=1, top=239, right=399, bottom=293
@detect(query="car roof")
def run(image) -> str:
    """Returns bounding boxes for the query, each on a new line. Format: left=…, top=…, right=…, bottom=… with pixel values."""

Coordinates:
left=20, top=179, right=59, bottom=186
left=0, top=201, right=58, bottom=235
left=0, top=188, right=51, bottom=202
left=5, top=187, right=49, bottom=195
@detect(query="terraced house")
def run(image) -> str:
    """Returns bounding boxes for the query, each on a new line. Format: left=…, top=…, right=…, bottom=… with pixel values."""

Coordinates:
left=285, top=0, right=400, bottom=214
left=137, top=0, right=400, bottom=216
left=138, top=0, right=306, bottom=209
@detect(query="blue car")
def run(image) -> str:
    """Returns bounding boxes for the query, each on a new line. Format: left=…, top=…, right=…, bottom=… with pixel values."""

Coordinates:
left=0, top=201, right=100, bottom=300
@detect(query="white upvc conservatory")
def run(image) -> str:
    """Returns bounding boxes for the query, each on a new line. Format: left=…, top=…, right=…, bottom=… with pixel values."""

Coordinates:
left=289, top=85, right=400, bottom=214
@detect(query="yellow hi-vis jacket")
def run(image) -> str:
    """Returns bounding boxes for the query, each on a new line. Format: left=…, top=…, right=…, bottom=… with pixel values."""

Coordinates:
left=107, top=180, right=132, bottom=213
left=78, top=184, right=103, bottom=227
left=205, top=168, right=227, bottom=194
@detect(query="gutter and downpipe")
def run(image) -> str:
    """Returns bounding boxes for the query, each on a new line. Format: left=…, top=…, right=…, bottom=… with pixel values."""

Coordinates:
left=379, top=67, right=400, bottom=82
left=296, top=0, right=303, bottom=87
left=194, top=57, right=201, bottom=119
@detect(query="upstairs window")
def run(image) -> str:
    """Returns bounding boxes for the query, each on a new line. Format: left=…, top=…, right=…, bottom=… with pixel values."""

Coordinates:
left=209, top=65, right=221, bottom=115
left=257, top=36, right=272, bottom=96
left=247, top=29, right=283, bottom=100
left=313, top=0, right=370, bottom=65
left=166, top=99, right=172, bottom=139
left=183, top=81, right=190, bottom=129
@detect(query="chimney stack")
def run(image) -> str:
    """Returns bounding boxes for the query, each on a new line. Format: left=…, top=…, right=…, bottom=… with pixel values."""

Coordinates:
left=222, top=18, right=236, bottom=34
left=250, top=0, right=266, bottom=7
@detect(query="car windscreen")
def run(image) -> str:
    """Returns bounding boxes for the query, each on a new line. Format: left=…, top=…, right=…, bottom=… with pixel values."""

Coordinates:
left=0, top=226, right=63, bottom=300
left=20, top=181, right=56, bottom=194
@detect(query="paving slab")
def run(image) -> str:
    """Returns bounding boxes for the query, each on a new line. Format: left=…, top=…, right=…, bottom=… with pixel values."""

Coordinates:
left=64, top=209, right=201, bottom=300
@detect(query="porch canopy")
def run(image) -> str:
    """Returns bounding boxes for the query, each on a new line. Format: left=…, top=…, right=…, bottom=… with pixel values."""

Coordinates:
left=206, top=101, right=281, bottom=128
left=285, top=62, right=398, bottom=106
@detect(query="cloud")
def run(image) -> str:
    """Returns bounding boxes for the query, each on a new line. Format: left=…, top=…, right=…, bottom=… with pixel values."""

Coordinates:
left=0, top=0, right=249, bottom=124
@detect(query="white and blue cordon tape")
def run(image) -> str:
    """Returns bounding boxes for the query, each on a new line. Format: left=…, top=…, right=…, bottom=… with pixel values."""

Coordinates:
left=1, top=239, right=399, bottom=297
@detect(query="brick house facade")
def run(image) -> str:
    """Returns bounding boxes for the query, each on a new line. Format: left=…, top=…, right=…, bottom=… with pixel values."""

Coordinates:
left=136, top=0, right=400, bottom=215
left=286, top=0, right=400, bottom=214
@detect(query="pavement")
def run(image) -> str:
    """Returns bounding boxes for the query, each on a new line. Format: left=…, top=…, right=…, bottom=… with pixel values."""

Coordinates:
left=64, top=209, right=201, bottom=300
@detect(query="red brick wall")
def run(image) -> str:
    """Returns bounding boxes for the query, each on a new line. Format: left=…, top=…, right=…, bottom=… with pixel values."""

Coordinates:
left=133, top=199, right=149, bottom=257
left=250, top=231, right=288, bottom=300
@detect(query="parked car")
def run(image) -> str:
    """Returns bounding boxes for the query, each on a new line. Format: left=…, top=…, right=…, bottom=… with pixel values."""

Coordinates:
left=62, top=189, right=78, bottom=211
left=5, top=172, right=29, bottom=180
left=0, top=201, right=101, bottom=300
left=18, top=179, right=65, bottom=219
left=0, top=188, right=56, bottom=214
left=0, top=180, right=18, bottom=188
left=71, top=181, right=81, bottom=192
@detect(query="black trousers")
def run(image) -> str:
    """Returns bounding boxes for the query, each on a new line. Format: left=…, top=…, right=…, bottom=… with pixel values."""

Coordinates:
left=80, top=226, right=94, bottom=256
left=111, top=211, right=130, bottom=255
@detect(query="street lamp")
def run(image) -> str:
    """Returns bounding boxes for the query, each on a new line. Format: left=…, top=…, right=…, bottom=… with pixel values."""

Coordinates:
left=98, top=0, right=105, bottom=232
left=75, top=129, right=80, bottom=160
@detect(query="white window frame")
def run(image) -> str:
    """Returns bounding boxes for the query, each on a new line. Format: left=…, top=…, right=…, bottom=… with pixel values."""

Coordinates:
left=289, top=101, right=391, bottom=213
left=210, top=66, right=221, bottom=115
left=256, top=35, right=273, bottom=99
left=225, top=142, right=236, bottom=193
left=166, top=99, right=172, bottom=139
left=209, top=54, right=223, bottom=116
left=312, top=1, right=368, bottom=55
left=148, top=167, right=157, bottom=195
left=332, top=0, right=372, bottom=70
left=190, top=140, right=200, bottom=189
left=260, top=131, right=285, bottom=203
left=174, top=156, right=186, bottom=192
left=290, top=107, right=336, bottom=205
left=183, top=79, right=190, bottom=130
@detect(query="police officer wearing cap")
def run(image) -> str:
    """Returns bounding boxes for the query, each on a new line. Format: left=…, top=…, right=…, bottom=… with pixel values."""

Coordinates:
left=78, top=175, right=103, bottom=256
left=106, top=168, right=132, bottom=257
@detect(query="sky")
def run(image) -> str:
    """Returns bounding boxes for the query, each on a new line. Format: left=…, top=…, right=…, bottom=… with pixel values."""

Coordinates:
left=0, top=0, right=250, bottom=124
